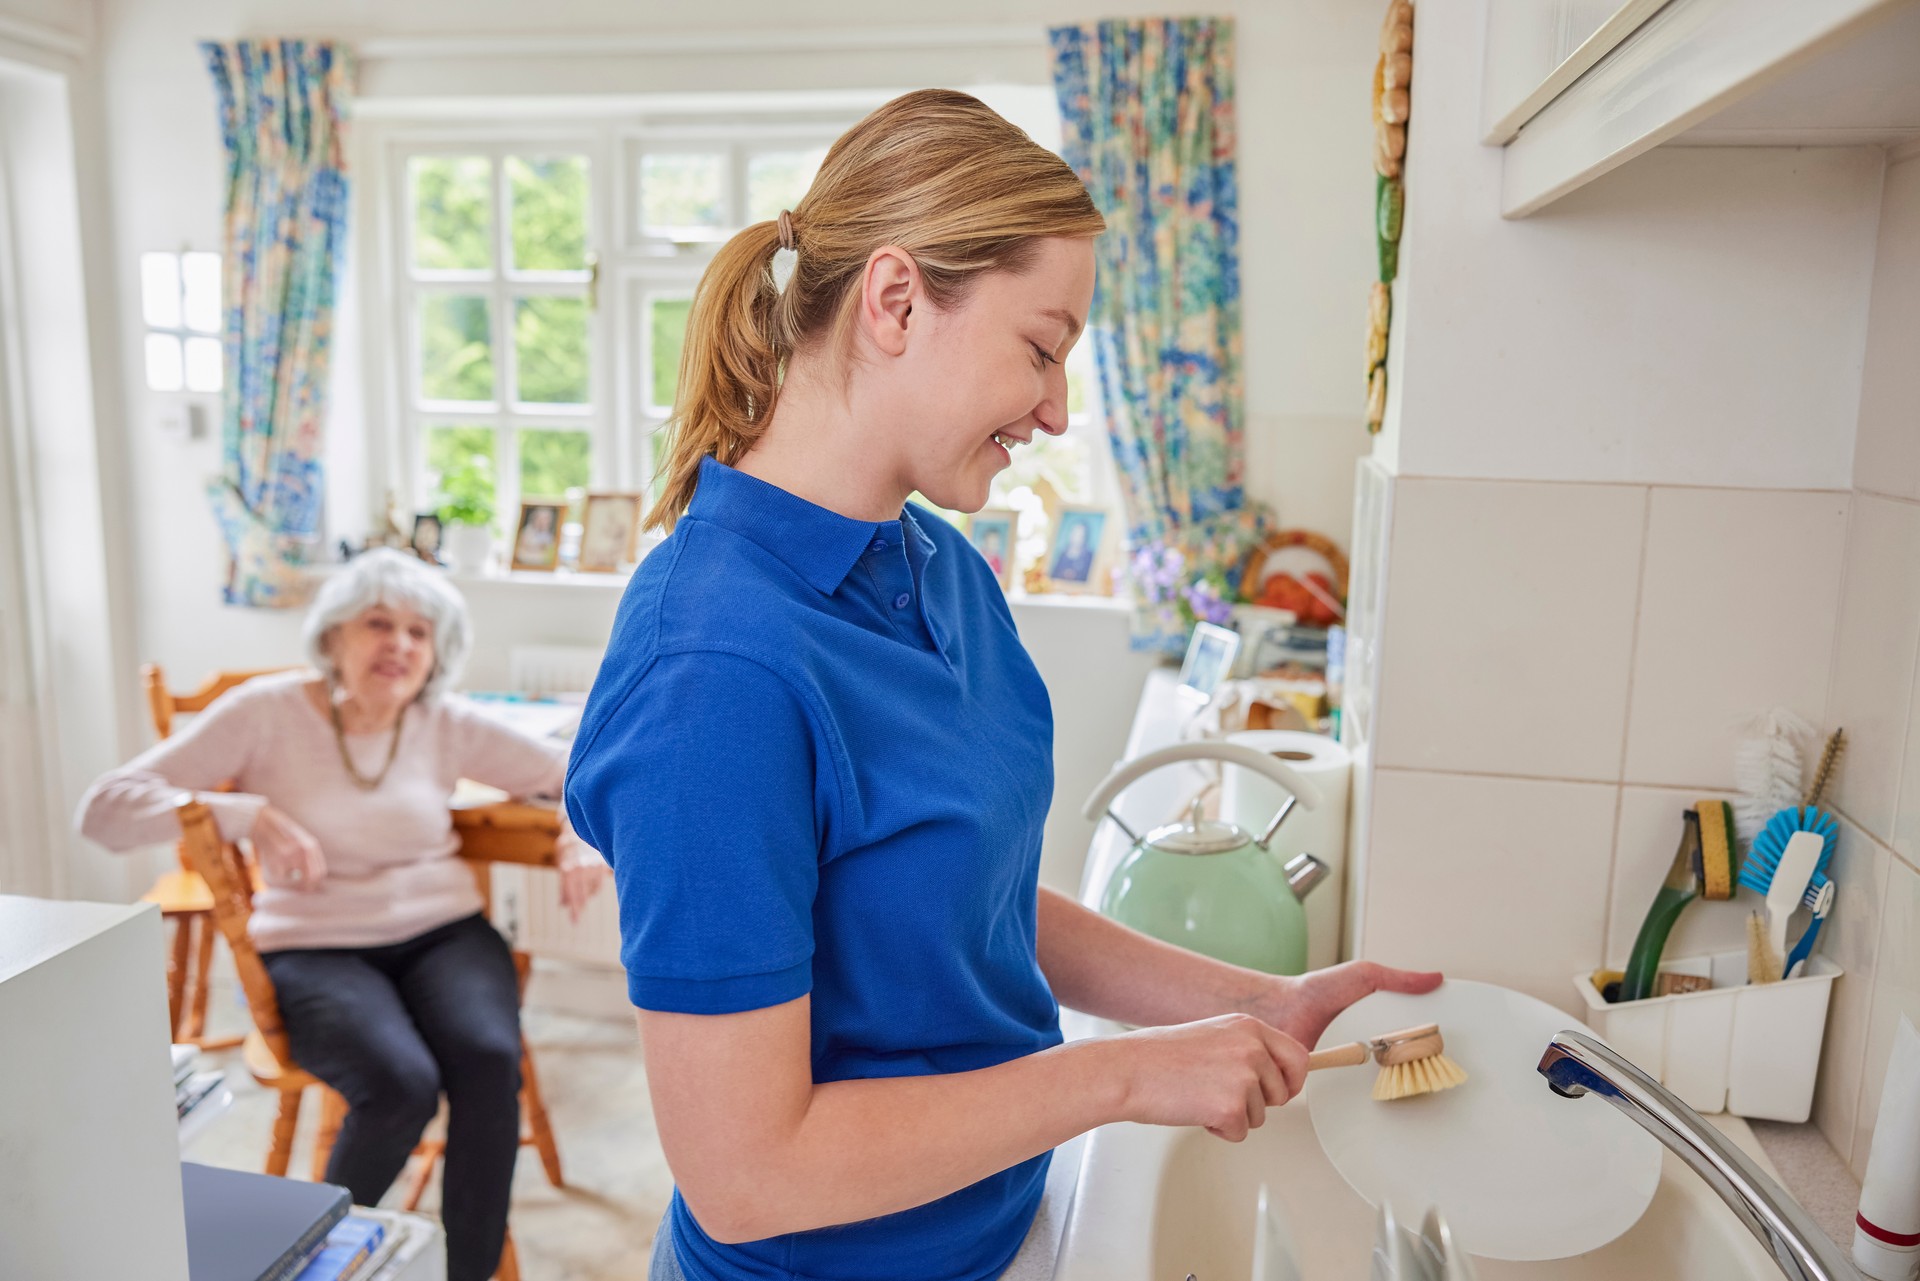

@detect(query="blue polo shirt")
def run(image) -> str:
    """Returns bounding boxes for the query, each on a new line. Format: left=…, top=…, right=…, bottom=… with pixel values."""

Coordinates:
left=565, top=456, right=1060, bottom=1281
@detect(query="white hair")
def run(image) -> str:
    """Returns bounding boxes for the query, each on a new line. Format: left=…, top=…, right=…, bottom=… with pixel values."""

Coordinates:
left=302, top=548, right=472, bottom=702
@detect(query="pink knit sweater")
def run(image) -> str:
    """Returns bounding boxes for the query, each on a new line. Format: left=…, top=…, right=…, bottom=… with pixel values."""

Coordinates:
left=77, top=670, right=585, bottom=952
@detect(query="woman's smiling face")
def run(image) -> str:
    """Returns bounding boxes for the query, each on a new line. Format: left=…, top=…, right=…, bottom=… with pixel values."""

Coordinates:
left=892, top=237, right=1096, bottom=513
left=325, top=601, right=436, bottom=707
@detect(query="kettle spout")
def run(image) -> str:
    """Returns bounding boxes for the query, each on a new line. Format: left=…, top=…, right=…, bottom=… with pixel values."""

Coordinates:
left=1283, top=851, right=1329, bottom=901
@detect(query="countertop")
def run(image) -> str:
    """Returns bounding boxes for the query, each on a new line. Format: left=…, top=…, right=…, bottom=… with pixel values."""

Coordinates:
left=1750, top=1119, right=1863, bottom=1251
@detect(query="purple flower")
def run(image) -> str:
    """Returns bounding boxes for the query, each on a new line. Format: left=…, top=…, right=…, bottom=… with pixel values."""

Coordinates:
left=1184, top=578, right=1232, bottom=626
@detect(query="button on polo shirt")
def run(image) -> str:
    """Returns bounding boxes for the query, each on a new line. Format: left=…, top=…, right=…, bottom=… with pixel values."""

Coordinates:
left=566, top=456, right=1059, bottom=1281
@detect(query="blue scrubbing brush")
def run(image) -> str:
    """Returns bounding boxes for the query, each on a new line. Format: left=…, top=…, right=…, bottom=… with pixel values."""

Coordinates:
left=1740, top=805, right=1838, bottom=895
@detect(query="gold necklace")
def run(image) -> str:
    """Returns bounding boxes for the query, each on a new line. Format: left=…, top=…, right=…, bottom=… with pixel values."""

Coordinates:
left=328, top=691, right=406, bottom=791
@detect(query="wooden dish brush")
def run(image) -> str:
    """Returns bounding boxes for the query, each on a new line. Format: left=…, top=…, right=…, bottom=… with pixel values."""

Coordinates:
left=1308, top=1022, right=1468, bottom=1101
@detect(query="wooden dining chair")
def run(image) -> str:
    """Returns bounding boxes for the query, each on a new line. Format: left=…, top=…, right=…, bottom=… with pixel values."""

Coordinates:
left=140, top=663, right=294, bottom=1048
left=178, top=798, right=566, bottom=1281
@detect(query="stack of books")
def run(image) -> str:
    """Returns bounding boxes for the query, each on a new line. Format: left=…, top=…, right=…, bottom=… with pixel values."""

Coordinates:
left=172, top=1043, right=225, bottom=1127
left=181, top=1161, right=413, bottom=1281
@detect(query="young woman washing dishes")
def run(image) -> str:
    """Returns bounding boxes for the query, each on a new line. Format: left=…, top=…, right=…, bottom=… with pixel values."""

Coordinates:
left=565, top=89, right=1443, bottom=1281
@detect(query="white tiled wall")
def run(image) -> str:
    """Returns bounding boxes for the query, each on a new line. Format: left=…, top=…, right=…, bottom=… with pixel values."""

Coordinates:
left=1810, top=151, right=1920, bottom=1181
left=1362, top=766, right=1617, bottom=1013
left=1622, top=489, right=1846, bottom=791
left=1853, top=155, right=1920, bottom=503
left=1355, top=478, right=1852, bottom=1002
left=1809, top=485, right=1920, bottom=1180
left=1372, top=479, right=1645, bottom=782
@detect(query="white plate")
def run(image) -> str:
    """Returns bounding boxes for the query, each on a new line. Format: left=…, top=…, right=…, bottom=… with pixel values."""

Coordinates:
left=1305, top=980, right=1661, bottom=1261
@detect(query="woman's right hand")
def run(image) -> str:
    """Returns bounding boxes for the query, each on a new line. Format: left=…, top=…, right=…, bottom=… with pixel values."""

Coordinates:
left=251, top=805, right=328, bottom=891
left=1114, top=1013, right=1309, bottom=1142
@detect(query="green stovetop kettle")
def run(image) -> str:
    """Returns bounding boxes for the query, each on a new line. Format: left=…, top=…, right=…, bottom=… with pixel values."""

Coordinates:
left=1083, top=741, right=1329, bottom=976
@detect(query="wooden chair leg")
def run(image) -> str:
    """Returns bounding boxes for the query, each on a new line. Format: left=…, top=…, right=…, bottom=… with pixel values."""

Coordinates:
left=166, top=915, right=192, bottom=1038
left=520, top=1043, right=564, bottom=1188
left=495, top=1227, right=520, bottom=1281
left=312, top=1088, right=347, bottom=1182
left=266, top=1089, right=302, bottom=1177
left=185, top=913, right=216, bottom=1041
left=400, top=1138, right=444, bottom=1212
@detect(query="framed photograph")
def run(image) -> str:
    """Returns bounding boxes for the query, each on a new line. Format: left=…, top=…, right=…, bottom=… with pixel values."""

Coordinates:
left=578, top=492, right=644, bottom=573
left=1045, top=504, right=1111, bottom=594
left=510, top=499, right=565, bottom=572
left=1178, top=621, right=1241, bottom=705
left=410, top=513, right=443, bottom=565
left=966, top=508, right=1017, bottom=589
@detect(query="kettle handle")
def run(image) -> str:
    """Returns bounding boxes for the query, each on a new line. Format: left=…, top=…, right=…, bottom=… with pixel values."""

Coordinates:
left=1080, top=742, right=1324, bottom=833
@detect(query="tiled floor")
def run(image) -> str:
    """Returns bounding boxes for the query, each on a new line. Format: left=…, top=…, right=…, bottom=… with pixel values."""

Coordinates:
left=181, top=975, right=671, bottom=1281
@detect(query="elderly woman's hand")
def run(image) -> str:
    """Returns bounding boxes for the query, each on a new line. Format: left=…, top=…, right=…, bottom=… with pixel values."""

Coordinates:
left=253, top=804, right=328, bottom=891
left=557, top=846, right=609, bottom=923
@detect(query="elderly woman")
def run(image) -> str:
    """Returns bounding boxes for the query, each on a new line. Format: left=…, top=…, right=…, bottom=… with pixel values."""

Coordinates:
left=78, top=548, right=605, bottom=1281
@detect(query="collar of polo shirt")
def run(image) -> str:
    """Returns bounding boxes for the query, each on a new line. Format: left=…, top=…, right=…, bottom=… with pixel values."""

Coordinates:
left=687, top=455, right=939, bottom=596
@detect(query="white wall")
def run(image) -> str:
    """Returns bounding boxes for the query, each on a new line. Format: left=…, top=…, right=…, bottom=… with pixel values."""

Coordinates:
left=1345, top=0, right=1886, bottom=1032
left=1808, top=149, right=1920, bottom=1184
left=88, top=0, right=1389, bottom=891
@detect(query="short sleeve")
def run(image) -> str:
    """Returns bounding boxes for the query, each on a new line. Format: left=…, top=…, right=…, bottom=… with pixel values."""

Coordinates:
left=565, top=650, right=824, bottom=1014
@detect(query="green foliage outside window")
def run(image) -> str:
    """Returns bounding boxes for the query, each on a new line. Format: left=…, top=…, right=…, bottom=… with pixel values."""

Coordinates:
left=519, top=429, right=591, bottom=503
left=420, top=296, right=494, bottom=402
left=412, top=157, right=491, bottom=271
left=649, top=297, right=691, bottom=410
left=515, top=297, right=589, bottom=403
left=509, top=156, right=588, bottom=272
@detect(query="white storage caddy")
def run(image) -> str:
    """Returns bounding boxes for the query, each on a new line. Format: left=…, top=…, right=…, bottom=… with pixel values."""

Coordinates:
left=1572, top=950, right=1841, bottom=1122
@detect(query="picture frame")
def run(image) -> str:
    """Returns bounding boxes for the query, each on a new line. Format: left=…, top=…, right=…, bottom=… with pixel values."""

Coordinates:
left=1178, top=621, right=1242, bottom=706
left=410, top=513, right=443, bottom=565
left=966, top=508, right=1017, bottom=590
left=1043, top=504, right=1111, bottom=594
left=509, top=499, right=565, bottom=572
left=578, top=492, right=645, bottom=573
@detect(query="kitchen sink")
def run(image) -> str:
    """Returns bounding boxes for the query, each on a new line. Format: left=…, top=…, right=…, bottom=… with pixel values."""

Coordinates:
left=1049, top=1098, right=1783, bottom=1280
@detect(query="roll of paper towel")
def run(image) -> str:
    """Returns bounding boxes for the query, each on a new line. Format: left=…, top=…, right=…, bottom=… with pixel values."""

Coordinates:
left=1220, top=730, right=1352, bottom=971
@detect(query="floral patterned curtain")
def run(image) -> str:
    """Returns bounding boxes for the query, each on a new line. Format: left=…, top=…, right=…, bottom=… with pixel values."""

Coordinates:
left=1049, top=18, right=1268, bottom=652
left=201, top=40, right=352, bottom=607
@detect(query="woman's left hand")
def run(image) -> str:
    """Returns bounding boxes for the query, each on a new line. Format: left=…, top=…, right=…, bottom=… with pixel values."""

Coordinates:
left=557, top=849, right=609, bottom=923
left=1248, top=961, right=1445, bottom=1051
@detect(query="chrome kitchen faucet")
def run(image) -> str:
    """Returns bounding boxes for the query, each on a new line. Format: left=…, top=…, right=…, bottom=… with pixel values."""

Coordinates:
left=1538, top=1030, right=1862, bottom=1281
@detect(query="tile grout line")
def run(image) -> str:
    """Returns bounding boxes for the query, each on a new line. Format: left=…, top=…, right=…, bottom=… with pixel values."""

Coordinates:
left=1615, top=487, right=1655, bottom=785
left=1844, top=844, right=1898, bottom=1177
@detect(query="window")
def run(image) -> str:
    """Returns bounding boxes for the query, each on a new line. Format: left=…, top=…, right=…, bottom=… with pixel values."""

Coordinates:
left=396, top=144, right=603, bottom=528
left=380, top=96, right=1122, bottom=583
left=139, top=251, right=222, bottom=393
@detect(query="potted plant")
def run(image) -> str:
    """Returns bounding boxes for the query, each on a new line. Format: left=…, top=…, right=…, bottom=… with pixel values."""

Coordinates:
left=436, top=453, right=497, bottom=575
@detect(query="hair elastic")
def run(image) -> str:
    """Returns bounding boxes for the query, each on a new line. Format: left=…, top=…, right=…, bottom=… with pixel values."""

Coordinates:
left=770, top=209, right=799, bottom=295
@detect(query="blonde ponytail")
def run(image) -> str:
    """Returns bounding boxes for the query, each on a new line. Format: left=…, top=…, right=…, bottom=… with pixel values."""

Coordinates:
left=645, top=88, right=1104, bottom=532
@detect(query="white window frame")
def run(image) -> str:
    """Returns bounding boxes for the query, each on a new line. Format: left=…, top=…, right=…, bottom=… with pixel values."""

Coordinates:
left=366, top=105, right=1123, bottom=550
left=383, top=127, right=615, bottom=526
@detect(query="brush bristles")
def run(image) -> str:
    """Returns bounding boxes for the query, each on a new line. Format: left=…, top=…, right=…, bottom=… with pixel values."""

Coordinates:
left=1372, top=1052, right=1468, bottom=1101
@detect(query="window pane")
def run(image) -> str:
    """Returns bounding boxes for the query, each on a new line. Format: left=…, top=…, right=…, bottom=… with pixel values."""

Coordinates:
left=508, top=155, right=589, bottom=272
left=419, top=295, right=494, bottom=402
left=145, top=333, right=183, bottom=391
left=140, top=253, right=181, bottom=330
left=181, top=252, right=222, bottom=334
left=184, top=336, right=222, bottom=392
left=412, top=156, right=493, bottom=271
left=519, top=428, right=591, bottom=499
left=640, top=153, right=725, bottom=235
left=514, top=296, right=589, bottom=405
left=648, top=296, right=692, bottom=410
left=745, top=148, right=827, bottom=224
left=425, top=425, right=498, bottom=515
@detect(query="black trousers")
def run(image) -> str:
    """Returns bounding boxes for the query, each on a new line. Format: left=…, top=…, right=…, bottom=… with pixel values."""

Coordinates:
left=264, top=913, right=522, bottom=1281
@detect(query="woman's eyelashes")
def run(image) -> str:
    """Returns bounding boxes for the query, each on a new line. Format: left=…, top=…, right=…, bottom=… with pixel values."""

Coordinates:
left=1029, top=342, right=1060, bottom=369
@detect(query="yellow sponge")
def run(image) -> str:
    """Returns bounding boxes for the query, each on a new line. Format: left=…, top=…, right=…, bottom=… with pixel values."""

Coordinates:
left=1695, top=801, right=1736, bottom=901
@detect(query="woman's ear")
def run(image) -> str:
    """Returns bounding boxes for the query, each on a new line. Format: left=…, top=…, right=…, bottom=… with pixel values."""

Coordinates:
left=860, top=245, right=917, bottom=358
